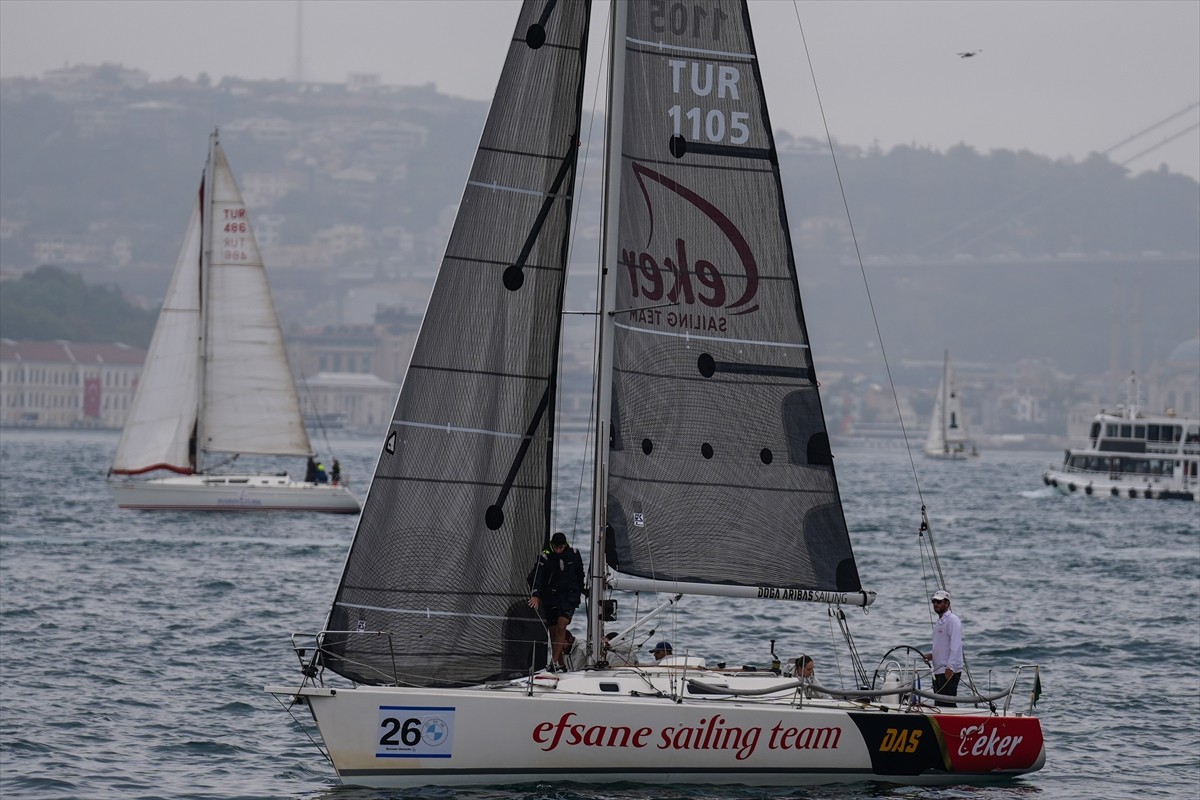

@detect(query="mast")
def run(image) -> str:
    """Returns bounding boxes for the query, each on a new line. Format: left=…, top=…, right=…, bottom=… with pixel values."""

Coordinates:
left=588, top=0, right=627, bottom=666
left=195, top=129, right=217, bottom=473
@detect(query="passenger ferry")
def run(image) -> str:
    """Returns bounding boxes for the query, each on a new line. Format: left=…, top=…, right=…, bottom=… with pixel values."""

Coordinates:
left=1043, top=378, right=1199, bottom=501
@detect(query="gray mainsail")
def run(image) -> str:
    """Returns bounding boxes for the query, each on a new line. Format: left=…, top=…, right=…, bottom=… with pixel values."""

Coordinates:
left=603, top=2, right=863, bottom=595
left=322, top=1, right=591, bottom=687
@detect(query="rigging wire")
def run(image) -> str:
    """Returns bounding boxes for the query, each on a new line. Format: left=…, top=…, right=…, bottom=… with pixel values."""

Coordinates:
left=790, top=1, right=957, bottom=642
left=791, top=7, right=926, bottom=511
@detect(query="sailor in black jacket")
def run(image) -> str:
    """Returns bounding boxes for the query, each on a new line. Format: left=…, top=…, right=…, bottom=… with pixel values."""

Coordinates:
left=527, top=531, right=585, bottom=670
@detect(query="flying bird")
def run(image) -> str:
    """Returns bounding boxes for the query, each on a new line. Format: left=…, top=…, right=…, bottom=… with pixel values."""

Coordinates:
left=957, top=50, right=982, bottom=58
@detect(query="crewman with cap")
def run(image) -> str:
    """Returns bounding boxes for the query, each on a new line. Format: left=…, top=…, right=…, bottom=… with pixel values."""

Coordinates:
left=527, top=531, right=585, bottom=671
left=923, top=589, right=963, bottom=705
left=651, top=641, right=673, bottom=661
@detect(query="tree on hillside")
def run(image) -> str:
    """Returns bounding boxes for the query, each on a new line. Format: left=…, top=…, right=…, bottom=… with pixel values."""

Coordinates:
left=0, top=265, right=156, bottom=345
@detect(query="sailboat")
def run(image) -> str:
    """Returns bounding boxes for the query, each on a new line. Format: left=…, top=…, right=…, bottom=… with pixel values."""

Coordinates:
left=923, top=350, right=978, bottom=460
left=108, top=131, right=360, bottom=514
left=268, top=1, right=1043, bottom=786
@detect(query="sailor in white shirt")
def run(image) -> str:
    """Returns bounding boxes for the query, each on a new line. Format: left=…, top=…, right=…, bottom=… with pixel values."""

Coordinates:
left=923, top=589, right=963, bottom=706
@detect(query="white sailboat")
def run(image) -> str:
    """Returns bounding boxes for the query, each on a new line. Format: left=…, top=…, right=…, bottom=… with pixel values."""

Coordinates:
left=268, top=1, right=1043, bottom=786
left=923, top=350, right=978, bottom=460
left=108, top=131, right=359, bottom=514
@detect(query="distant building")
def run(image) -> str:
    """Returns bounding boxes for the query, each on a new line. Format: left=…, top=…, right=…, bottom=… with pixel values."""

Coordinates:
left=287, top=311, right=420, bottom=386
left=0, top=339, right=145, bottom=429
left=299, top=372, right=399, bottom=437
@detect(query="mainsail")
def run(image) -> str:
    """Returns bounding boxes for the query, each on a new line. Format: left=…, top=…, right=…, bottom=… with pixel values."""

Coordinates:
left=200, top=144, right=311, bottom=460
left=109, top=135, right=311, bottom=476
left=322, top=3, right=592, bottom=687
left=603, top=3, right=864, bottom=596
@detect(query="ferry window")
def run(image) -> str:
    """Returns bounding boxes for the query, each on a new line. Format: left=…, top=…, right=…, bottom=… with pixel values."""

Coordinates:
left=1089, top=422, right=1101, bottom=442
left=1120, top=425, right=1132, bottom=438
left=1106, top=424, right=1118, bottom=437
left=1148, top=425, right=1161, bottom=441
left=1134, top=425, right=1145, bottom=439
left=1170, top=426, right=1181, bottom=442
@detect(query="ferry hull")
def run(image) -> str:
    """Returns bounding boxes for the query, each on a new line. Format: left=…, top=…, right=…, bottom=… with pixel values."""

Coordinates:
left=109, top=474, right=360, bottom=513
left=1042, top=466, right=1198, bottom=501
left=269, top=680, right=1044, bottom=788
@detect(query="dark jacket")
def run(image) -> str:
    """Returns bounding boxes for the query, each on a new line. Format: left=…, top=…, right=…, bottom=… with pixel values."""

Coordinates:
left=527, top=545, right=585, bottom=611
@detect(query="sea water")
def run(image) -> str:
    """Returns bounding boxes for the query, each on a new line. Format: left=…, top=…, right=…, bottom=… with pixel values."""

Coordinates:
left=1, top=429, right=1197, bottom=800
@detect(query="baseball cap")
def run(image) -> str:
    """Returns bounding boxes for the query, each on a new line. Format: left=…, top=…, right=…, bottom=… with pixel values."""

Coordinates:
left=931, top=590, right=951, bottom=602
left=652, top=641, right=673, bottom=652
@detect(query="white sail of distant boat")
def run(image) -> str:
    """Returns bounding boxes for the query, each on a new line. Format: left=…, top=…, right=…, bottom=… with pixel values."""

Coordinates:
left=268, top=1, right=1043, bottom=786
left=108, top=130, right=359, bottom=514
left=924, top=350, right=978, bottom=459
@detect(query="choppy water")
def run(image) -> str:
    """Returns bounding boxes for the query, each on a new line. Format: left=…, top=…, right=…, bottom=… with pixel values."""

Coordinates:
left=1, top=429, right=1197, bottom=799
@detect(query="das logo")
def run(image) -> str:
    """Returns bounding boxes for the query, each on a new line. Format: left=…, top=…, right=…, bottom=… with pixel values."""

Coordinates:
left=879, top=727, right=922, bottom=754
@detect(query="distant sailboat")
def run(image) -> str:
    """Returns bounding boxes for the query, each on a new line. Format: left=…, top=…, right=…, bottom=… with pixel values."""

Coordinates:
left=924, top=350, right=978, bottom=460
left=107, top=130, right=359, bottom=514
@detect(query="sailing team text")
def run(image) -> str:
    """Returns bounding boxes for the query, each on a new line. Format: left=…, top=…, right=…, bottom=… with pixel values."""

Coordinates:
left=533, top=712, right=840, bottom=761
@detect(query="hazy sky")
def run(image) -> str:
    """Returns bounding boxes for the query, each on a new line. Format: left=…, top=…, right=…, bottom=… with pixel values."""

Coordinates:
left=2, top=0, right=1198, bottom=179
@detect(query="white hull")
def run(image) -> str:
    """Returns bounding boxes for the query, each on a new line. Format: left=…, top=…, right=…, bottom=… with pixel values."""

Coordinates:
left=269, top=669, right=1044, bottom=788
left=923, top=449, right=978, bottom=461
left=1042, top=464, right=1198, bottom=501
left=109, top=473, right=360, bottom=513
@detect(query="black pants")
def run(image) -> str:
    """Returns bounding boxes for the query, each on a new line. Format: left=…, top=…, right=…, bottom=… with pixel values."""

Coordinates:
left=933, top=671, right=961, bottom=707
